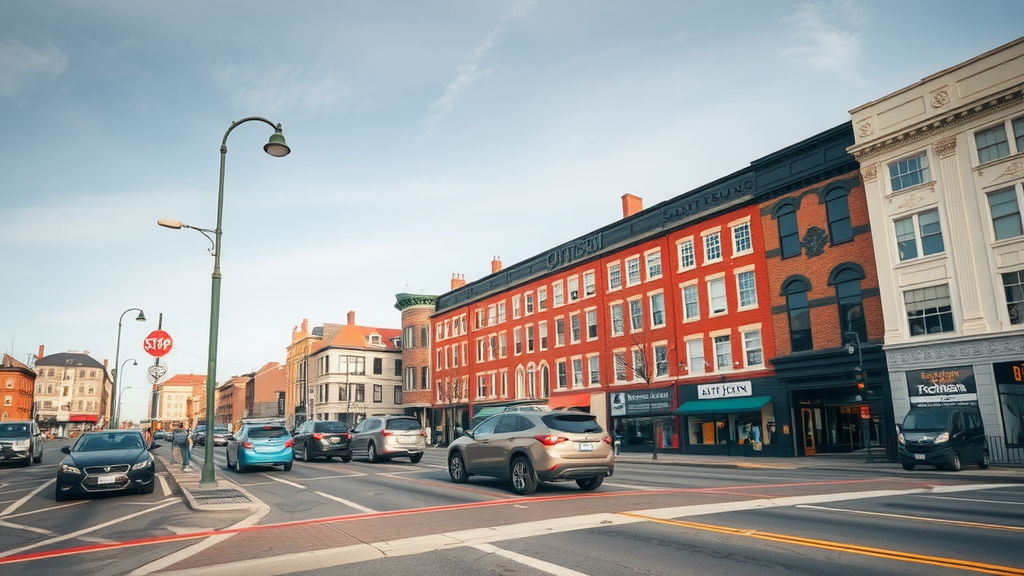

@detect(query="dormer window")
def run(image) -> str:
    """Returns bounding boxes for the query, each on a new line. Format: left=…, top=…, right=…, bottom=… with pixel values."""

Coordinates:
left=369, top=334, right=383, bottom=346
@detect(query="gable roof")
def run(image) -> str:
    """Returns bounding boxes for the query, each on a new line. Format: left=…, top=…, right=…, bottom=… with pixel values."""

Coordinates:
left=311, top=322, right=401, bottom=353
left=37, top=351, right=105, bottom=370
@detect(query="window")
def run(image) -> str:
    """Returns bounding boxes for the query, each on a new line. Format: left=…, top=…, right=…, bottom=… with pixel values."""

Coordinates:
left=541, top=365, right=550, bottom=397
left=776, top=203, right=800, bottom=258
left=714, top=335, right=732, bottom=371
left=614, top=352, right=627, bottom=381
left=356, top=385, right=365, bottom=402
left=394, top=386, right=402, bottom=404
left=646, top=250, right=662, bottom=279
left=500, top=333, right=508, bottom=357
left=825, top=188, right=853, bottom=244
left=512, top=295, right=521, bottom=319
left=1002, top=271, right=1024, bottom=325
left=784, top=277, right=813, bottom=352
left=568, top=276, right=580, bottom=301
left=732, top=222, right=752, bottom=254
left=988, top=188, right=1023, bottom=240
left=654, top=344, right=668, bottom=377
left=514, top=327, right=522, bottom=355
left=539, top=322, right=549, bottom=350
left=905, top=284, right=954, bottom=336
left=498, top=302, right=506, bottom=323
left=608, top=263, right=622, bottom=290
left=632, top=349, right=646, bottom=379
left=626, top=257, right=641, bottom=285
left=421, top=367, right=428, bottom=389
left=572, top=359, right=584, bottom=387
left=683, top=284, right=700, bottom=320
left=588, top=356, right=600, bottom=385
left=586, top=309, right=598, bottom=339
left=555, top=318, right=565, bottom=346
left=373, top=358, right=383, bottom=375
left=570, top=314, right=581, bottom=343
left=478, top=376, right=487, bottom=398
left=889, top=152, right=931, bottom=192
left=742, top=330, right=763, bottom=367
left=895, top=208, right=944, bottom=260
left=610, top=303, right=624, bottom=336
left=526, top=325, right=535, bottom=353
left=538, top=287, right=548, bottom=310
left=737, top=270, right=757, bottom=308
left=708, top=277, right=727, bottom=315
left=831, top=264, right=867, bottom=342
left=557, top=361, right=567, bottom=389
left=553, top=281, right=564, bottom=306
left=525, top=293, right=534, bottom=314
left=373, top=385, right=383, bottom=403
left=976, top=123, right=1011, bottom=164
left=583, top=272, right=596, bottom=297
left=678, top=239, right=695, bottom=269
left=404, top=326, right=416, bottom=348
left=650, top=293, right=665, bottom=327
left=628, top=299, right=643, bottom=332
left=394, top=359, right=402, bottom=377
left=704, top=231, right=722, bottom=262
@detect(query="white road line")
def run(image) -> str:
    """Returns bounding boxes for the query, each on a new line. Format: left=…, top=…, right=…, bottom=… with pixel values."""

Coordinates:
left=314, top=491, right=378, bottom=514
left=157, top=473, right=172, bottom=496
left=301, top=474, right=368, bottom=480
left=919, top=494, right=1024, bottom=506
left=0, top=520, right=55, bottom=535
left=259, top=474, right=306, bottom=489
left=0, top=478, right=54, bottom=518
left=0, top=500, right=86, bottom=520
left=472, top=543, right=591, bottom=575
left=603, top=482, right=657, bottom=491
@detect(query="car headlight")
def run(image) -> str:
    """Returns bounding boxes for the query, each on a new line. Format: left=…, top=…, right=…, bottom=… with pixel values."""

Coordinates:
left=897, top=431, right=905, bottom=445
left=12, top=439, right=30, bottom=449
left=131, top=458, right=154, bottom=471
left=60, top=463, right=82, bottom=475
left=934, top=432, right=949, bottom=444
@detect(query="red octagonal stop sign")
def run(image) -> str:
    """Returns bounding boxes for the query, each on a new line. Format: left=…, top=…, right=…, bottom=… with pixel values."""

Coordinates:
left=143, top=330, right=173, bottom=357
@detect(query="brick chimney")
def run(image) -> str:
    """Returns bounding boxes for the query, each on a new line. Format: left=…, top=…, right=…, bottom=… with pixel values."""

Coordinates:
left=621, top=194, right=643, bottom=218
left=451, top=273, right=466, bottom=290
left=301, top=318, right=308, bottom=333
left=38, top=345, right=45, bottom=362
left=347, top=310, right=356, bottom=325
left=491, top=256, right=502, bottom=273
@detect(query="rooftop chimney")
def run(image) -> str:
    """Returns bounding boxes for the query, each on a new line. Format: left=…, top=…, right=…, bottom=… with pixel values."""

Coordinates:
left=621, top=194, right=643, bottom=218
left=38, top=345, right=44, bottom=362
left=347, top=310, right=356, bottom=325
left=491, top=256, right=502, bottom=273
left=301, top=318, right=308, bottom=333
left=451, top=273, right=466, bottom=290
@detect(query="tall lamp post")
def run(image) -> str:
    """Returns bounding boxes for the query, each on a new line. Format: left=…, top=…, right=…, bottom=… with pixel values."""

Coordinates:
left=844, top=331, right=873, bottom=462
left=112, top=308, right=146, bottom=429
left=159, top=117, right=290, bottom=486
left=114, top=359, right=137, bottom=427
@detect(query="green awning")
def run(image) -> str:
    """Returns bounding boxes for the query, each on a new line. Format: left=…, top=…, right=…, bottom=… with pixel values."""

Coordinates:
left=474, top=406, right=505, bottom=419
left=675, top=395, right=773, bottom=415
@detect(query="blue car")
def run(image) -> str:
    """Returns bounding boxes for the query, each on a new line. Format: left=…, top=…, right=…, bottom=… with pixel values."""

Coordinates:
left=226, top=423, right=293, bottom=472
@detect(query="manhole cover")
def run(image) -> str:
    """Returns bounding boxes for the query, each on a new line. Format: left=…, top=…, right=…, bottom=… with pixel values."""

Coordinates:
left=192, top=489, right=251, bottom=505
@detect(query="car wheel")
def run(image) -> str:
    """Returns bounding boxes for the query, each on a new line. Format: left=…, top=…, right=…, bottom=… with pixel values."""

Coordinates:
left=949, top=452, right=962, bottom=472
left=283, top=461, right=293, bottom=472
left=410, top=453, right=423, bottom=464
left=367, top=442, right=378, bottom=463
left=302, top=444, right=311, bottom=462
left=33, top=451, right=42, bottom=464
left=576, top=475, right=604, bottom=491
left=341, top=454, right=352, bottom=463
left=510, top=456, right=537, bottom=495
left=979, top=452, right=990, bottom=469
left=226, top=449, right=235, bottom=469
left=54, top=486, right=68, bottom=502
left=140, top=481, right=155, bottom=495
left=448, top=452, right=468, bottom=483
left=901, top=462, right=915, bottom=471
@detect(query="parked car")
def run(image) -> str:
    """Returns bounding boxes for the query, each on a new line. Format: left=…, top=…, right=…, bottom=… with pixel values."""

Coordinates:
left=212, top=426, right=230, bottom=447
left=350, top=415, right=426, bottom=463
left=447, top=410, right=614, bottom=495
left=897, top=405, right=989, bottom=471
left=193, top=425, right=206, bottom=446
left=0, top=420, right=44, bottom=465
left=292, top=420, right=353, bottom=462
left=54, top=430, right=159, bottom=501
left=226, top=422, right=293, bottom=472
left=153, top=430, right=167, bottom=441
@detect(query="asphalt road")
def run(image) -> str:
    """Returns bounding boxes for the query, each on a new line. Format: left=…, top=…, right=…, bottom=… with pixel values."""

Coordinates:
left=2, top=444, right=1022, bottom=576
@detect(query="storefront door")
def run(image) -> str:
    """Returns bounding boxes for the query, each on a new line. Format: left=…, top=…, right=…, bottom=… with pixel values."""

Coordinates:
left=801, top=407, right=816, bottom=456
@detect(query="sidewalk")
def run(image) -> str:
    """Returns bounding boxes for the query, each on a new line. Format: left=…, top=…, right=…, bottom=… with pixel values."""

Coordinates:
left=154, top=447, right=267, bottom=514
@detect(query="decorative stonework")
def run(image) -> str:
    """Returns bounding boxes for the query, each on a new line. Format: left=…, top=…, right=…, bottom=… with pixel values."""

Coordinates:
left=801, top=226, right=828, bottom=258
left=858, top=121, right=874, bottom=138
left=930, top=90, right=950, bottom=108
left=886, top=335, right=1024, bottom=367
left=861, top=163, right=878, bottom=183
left=895, top=191, right=925, bottom=210
left=933, top=136, right=957, bottom=158
left=1002, top=160, right=1024, bottom=181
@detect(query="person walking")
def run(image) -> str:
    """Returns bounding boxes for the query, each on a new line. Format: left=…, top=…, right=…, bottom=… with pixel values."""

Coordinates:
left=172, top=421, right=193, bottom=472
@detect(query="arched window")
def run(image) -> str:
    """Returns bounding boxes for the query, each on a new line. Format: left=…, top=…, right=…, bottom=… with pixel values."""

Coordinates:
left=527, top=364, right=536, bottom=399
left=781, top=276, right=812, bottom=352
left=516, top=367, right=526, bottom=399
left=829, top=264, right=867, bottom=343
left=541, top=364, right=550, bottom=398
left=823, top=185, right=853, bottom=244
left=773, top=200, right=801, bottom=258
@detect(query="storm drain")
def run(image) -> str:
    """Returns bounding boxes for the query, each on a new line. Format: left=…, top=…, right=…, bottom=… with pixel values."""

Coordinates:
left=190, top=488, right=252, bottom=505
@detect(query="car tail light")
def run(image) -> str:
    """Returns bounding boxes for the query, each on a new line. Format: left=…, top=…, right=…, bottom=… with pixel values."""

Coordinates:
left=419, top=430, right=427, bottom=437
left=312, top=433, right=324, bottom=441
left=344, top=433, right=352, bottom=440
left=602, top=436, right=613, bottom=445
left=381, top=430, right=394, bottom=437
left=284, top=438, right=294, bottom=448
left=242, top=441, right=253, bottom=449
left=534, top=434, right=569, bottom=446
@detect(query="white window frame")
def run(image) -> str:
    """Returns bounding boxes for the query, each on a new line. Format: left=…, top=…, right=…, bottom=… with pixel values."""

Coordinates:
left=610, top=302, right=624, bottom=337
left=553, top=281, right=565, bottom=307
left=702, top=229, right=723, bottom=264
left=607, top=262, right=622, bottom=291
left=735, top=266, right=758, bottom=309
left=713, top=332, right=732, bottom=371
left=649, top=291, right=666, bottom=328
left=587, top=355, right=601, bottom=385
left=741, top=327, right=763, bottom=368
left=682, top=282, right=700, bottom=322
left=645, top=249, right=663, bottom=280
left=628, top=298, right=643, bottom=333
left=707, top=275, right=727, bottom=316
left=626, top=256, right=641, bottom=286
left=894, top=208, right=945, bottom=262
left=685, top=338, right=705, bottom=375
left=677, top=237, right=696, bottom=271
left=731, top=219, right=753, bottom=256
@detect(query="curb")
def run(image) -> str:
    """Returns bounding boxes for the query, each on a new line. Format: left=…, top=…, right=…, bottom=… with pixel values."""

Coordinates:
left=155, top=451, right=269, bottom=513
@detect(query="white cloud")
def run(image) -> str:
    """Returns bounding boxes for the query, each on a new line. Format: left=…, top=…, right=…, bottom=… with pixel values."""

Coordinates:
left=0, top=40, right=68, bottom=100
left=212, top=63, right=354, bottom=117
left=780, top=1, right=870, bottom=85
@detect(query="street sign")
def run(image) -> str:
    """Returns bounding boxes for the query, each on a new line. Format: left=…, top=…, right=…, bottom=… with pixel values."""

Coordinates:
left=148, top=363, right=168, bottom=383
left=143, top=330, right=173, bottom=358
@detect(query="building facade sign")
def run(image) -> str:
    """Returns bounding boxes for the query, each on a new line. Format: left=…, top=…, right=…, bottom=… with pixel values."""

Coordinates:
left=547, top=233, right=603, bottom=269
left=906, top=365, right=978, bottom=406
left=697, top=381, right=753, bottom=399
left=610, top=389, right=673, bottom=417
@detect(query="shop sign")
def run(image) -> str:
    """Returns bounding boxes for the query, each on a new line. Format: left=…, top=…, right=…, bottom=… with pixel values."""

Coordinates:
left=697, top=381, right=752, bottom=399
left=610, top=389, right=673, bottom=417
left=992, top=361, right=1024, bottom=385
left=906, top=365, right=978, bottom=406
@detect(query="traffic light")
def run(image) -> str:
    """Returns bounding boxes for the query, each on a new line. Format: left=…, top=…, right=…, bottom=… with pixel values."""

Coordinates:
left=855, top=370, right=866, bottom=389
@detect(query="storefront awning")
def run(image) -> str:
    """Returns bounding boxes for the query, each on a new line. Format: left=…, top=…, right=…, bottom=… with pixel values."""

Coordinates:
left=474, top=406, right=506, bottom=419
left=675, top=395, right=772, bottom=415
left=69, top=414, right=99, bottom=422
left=548, top=392, right=592, bottom=410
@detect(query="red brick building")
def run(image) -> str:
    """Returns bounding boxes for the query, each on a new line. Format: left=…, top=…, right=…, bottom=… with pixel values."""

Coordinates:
left=2, top=353, right=36, bottom=422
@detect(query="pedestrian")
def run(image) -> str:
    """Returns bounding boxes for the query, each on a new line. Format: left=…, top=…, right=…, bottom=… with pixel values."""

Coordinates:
left=143, top=427, right=152, bottom=446
left=172, top=421, right=193, bottom=472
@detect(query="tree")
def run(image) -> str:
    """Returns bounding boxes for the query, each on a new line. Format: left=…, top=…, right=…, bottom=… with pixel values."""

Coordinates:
left=611, top=329, right=668, bottom=460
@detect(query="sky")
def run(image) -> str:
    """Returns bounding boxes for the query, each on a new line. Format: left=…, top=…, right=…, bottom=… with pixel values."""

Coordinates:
left=3, top=1, right=1023, bottom=424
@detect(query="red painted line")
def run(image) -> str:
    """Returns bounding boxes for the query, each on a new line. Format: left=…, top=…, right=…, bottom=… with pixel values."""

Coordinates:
left=0, top=477, right=891, bottom=565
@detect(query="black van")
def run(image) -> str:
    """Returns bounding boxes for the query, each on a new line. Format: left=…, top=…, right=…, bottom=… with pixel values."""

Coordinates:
left=897, top=406, right=989, bottom=471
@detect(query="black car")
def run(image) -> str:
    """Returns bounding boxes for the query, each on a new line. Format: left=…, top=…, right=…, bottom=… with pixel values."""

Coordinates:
left=193, top=425, right=206, bottom=446
left=291, top=420, right=353, bottom=462
left=55, top=430, right=160, bottom=501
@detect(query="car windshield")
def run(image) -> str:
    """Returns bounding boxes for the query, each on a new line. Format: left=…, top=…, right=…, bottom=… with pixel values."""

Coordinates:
left=314, top=422, right=349, bottom=433
left=214, top=427, right=229, bottom=434
left=542, top=414, right=603, bottom=434
left=247, top=426, right=289, bottom=439
left=75, top=434, right=145, bottom=451
left=0, top=423, right=30, bottom=437
left=385, top=419, right=421, bottom=431
left=902, top=411, right=949, bottom=430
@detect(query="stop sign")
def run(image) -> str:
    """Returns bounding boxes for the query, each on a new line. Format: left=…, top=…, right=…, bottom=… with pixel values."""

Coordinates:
left=143, top=330, right=173, bottom=357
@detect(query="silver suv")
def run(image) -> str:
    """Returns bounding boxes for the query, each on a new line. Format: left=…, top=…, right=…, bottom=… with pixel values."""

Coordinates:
left=350, top=416, right=426, bottom=463
left=0, top=421, right=44, bottom=465
left=447, top=411, right=614, bottom=495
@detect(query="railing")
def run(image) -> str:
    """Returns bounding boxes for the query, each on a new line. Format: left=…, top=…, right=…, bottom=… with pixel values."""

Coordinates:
left=987, top=435, right=1024, bottom=465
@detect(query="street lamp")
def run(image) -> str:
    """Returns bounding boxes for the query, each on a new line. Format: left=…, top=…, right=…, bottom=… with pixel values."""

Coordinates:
left=112, top=308, right=146, bottom=429
left=114, top=359, right=137, bottom=428
left=845, top=331, right=873, bottom=462
left=159, top=117, right=290, bottom=486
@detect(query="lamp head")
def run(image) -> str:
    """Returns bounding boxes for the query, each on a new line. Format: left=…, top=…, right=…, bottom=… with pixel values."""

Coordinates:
left=264, top=126, right=290, bottom=158
left=158, top=219, right=185, bottom=229
left=135, top=310, right=146, bottom=322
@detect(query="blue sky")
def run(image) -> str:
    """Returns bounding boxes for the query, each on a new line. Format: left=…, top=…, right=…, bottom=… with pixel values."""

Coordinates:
left=2, top=1, right=1023, bottom=423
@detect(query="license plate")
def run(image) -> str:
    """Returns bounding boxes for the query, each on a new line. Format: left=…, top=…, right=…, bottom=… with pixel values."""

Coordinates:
left=97, top=474, right=118, bottom=485
left=575, top=442, right=595, bottom=452
left=398, top=436, right=414, bottom=444
left=329, top=437, right=340, bottom=444
left=914, top=453, right=925, bottom=460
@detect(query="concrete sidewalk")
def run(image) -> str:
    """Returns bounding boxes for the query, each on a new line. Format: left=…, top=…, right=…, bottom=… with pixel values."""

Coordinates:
left=154, top=447, right=266, bottom=513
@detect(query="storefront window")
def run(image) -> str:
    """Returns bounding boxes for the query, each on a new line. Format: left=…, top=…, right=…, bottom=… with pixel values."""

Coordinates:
left=999, top=383, right=1024, bottom=448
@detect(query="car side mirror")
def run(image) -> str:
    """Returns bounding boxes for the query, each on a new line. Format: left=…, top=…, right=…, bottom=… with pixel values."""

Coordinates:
left=61, top=446, right=71, bottom=454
